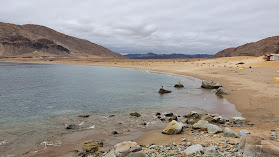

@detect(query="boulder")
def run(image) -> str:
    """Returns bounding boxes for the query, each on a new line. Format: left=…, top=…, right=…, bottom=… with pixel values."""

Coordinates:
left=215, top=87, right=228, bottom=95
left=184, top=144, right=203, bottom=156
left=239, top=135, right=279, bottom=157
left=207, top=124, right=222, bottom=134
left=201, top=80, right=222, bottom=89
left=174, top=82, right=184, bottom=88
left=162, top=120, right=184, bottom=135
left=192, top=120, right=209, bottom=129
left=130, top=112, right=141, bottom=117
left=230, top=117, right=246, bottom=124
left=158, top=87, right=171, bottom=94
left=223, top=127, right=238, bottom=138
left=103, top=141, right=147, bottom=157
left=239, top=130, right=250, bottom=137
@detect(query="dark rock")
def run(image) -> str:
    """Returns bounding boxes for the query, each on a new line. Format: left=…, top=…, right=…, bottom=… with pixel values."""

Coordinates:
left=112, top=131, right=118, bottom=135
left=155, top=112, right=161, bottom=116
left=169, top=115, right=178, bottom=122
left=130, top=112, right=141, bottom=117
left=158, top=87, right=171, bottom=94
left=174, top=82, right=184, bottom=88
left=215, top=87, right=228, bottom=95
left=165, top=113, right=174, bottom=117
left=65, top=124, right=78, bottom=130
left=78, top=114, right=90, bottom=118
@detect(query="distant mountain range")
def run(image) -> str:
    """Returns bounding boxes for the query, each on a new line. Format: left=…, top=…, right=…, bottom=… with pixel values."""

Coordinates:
left=124, top=53, right=213, bottom=59
left=0, top=22, right=124, bottom=58
left=214, top=36, right=279, bottom=58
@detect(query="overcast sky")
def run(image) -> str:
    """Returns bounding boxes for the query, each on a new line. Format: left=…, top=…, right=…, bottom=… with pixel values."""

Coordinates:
left=0, top=0, right=279, bottom=54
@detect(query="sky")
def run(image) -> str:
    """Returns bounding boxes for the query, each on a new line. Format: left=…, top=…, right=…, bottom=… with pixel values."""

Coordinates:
left=0, top=0, right=279, bottom=55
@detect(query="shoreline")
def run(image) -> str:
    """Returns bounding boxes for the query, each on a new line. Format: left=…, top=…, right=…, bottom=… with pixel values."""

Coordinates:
left=1, top=57, right=279, bottom=156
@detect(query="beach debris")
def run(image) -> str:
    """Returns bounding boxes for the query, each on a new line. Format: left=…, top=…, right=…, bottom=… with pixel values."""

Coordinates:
left=78, top=114, right=90, bottom=118
left=184, top=144, right=203, bottom=156
left=230, top=117, right=246, bottom=124
left=158, top=85, right=171, bottom=94
left=89, top=125, right=95, bottom=129
left=162, top=120, right=184, bottom=135
left=65, top=124, right=78, bottom=130
left=224, top=127, right=238, bottom=138
left=201, top=80, right=222, bottom=89
left=103, top=141, right=146, bottom=157
left=239, top=129, right=250, bottom=137
left=215, top=87, right=228, bottom=95
left=174, top=82, right=184, bottom=88
left=165, top=113, right=174, bottom=117
left=129, top=112, right=141, bottom=117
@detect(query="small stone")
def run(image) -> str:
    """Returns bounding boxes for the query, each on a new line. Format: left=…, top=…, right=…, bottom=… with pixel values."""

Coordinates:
left=184, top=144, right=203, bottom=156
left=155, top=112, right=161, bottom=116
left=112, top=131, right=118, bottom=135
left=78, top=114, right=90, bottom=118
left=130, top=112, right=141, bottom=117
left=162, top=120, right=184, bottom=135
left=223, top=127, right=238, bottom=138
left=230, top=117, right=246, bottom=124
left=65, top=124, right=78, bottom=130
left=165, top=113, right=174, bottom=117
left=207, top=124, right=222, bottom=134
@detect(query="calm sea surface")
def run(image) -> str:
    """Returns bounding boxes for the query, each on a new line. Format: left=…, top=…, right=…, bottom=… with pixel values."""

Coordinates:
left=0, top=62, right=240, bottom=156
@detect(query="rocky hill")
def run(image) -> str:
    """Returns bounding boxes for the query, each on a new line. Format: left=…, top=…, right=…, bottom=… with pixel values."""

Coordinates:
left=0, top=22, right=124, bottom=58
left=214, top=36, right=279, bottom=57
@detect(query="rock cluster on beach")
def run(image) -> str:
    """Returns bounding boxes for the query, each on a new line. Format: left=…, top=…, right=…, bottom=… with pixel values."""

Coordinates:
left=74, top=111, right=279, bottom=157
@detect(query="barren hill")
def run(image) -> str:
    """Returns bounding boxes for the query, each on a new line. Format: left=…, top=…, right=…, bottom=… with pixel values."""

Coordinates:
left=214, top=36, right=279, bottom=57
left=0, top=22, right=124, bottom=58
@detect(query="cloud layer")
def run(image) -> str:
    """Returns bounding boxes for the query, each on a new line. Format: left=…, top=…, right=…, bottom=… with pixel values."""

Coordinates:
left=1, top=0, right=279, bottom=54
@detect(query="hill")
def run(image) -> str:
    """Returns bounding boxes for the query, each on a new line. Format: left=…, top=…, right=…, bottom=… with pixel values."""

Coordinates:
left=0, top=22, right=124, bottom=58
left=214, top=36, right=279, bottom=57
left=124, top=53, right=212, bottom=59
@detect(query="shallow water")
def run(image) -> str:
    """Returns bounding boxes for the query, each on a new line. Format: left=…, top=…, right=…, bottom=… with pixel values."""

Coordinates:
left=0, top=62, right=240, bottom=156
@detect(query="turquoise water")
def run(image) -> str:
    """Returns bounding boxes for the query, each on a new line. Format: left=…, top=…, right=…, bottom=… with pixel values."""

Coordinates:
left=0, top=62, right=240, bottom=156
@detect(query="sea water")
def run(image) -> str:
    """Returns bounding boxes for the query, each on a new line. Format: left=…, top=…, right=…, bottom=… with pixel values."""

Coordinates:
left=0, top=62, right=240, bottom=156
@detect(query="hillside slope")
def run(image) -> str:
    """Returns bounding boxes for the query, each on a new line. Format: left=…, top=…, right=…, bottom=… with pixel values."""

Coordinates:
left=214, top=36, right=279, bottom=57
left=0, top=22, right=124, bottom=58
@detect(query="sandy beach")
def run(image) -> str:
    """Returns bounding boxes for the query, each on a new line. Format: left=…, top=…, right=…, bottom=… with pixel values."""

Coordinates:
left=1, top=56, right=279, bottom=156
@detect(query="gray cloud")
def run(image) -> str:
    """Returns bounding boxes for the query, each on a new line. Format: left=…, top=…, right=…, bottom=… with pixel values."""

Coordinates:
left=0, top=0, right=279, bottom=54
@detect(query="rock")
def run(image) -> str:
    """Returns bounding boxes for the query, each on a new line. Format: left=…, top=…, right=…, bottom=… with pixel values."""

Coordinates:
left=205, top=146, right=218, bottom=154
left=158, top=87, right=171, bottom=94
left=155, top=112, right=161, bottom=116
left=78, top=114, right=90, bottom=118
left=207, top=124, right=222, bottom=134
left=212, top=115, right=227, bottom=124
left=82, top=141, right=103, bottom=154
left=192, top=120, right=209, bottom=129
left=169, top=115, right=177, bottom=122
left=179, top=118, right=188, bottom=123
left=165, top=113, right=174, bottom=117
left=107, top=141, right=146, bottom=157
left=215, top=87, right=228, bottom=95
left=230, top=117, right=246, bottom=124
left=184, top=144, right=203, bottom=156
left=112, top=131, right=118, bottom=135
left=130, top=112, right=141, bottom=117
left=223, top=127, right=238, bottom=138
left=65, top=124, right=78, bottom=130
left=162, top=120, right=184, bottom=135
left=201, top=80, right=222, bottom=89
left=239, top=130, right=250, bottom=137
left=174, top=82, right=184, bottom=88
left=239, top=135, right=279, bottom=157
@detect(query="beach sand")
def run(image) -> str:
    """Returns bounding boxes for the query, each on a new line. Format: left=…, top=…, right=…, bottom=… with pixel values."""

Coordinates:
left=1, top=56, right=279, bottom=156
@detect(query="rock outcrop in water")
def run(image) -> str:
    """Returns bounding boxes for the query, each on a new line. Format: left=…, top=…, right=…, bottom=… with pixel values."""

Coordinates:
left=158, top=87, right=171, bottom=94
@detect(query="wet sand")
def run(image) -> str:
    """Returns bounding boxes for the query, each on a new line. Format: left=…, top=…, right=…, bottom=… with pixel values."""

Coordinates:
left=1, top=56, right=279, bottom=156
